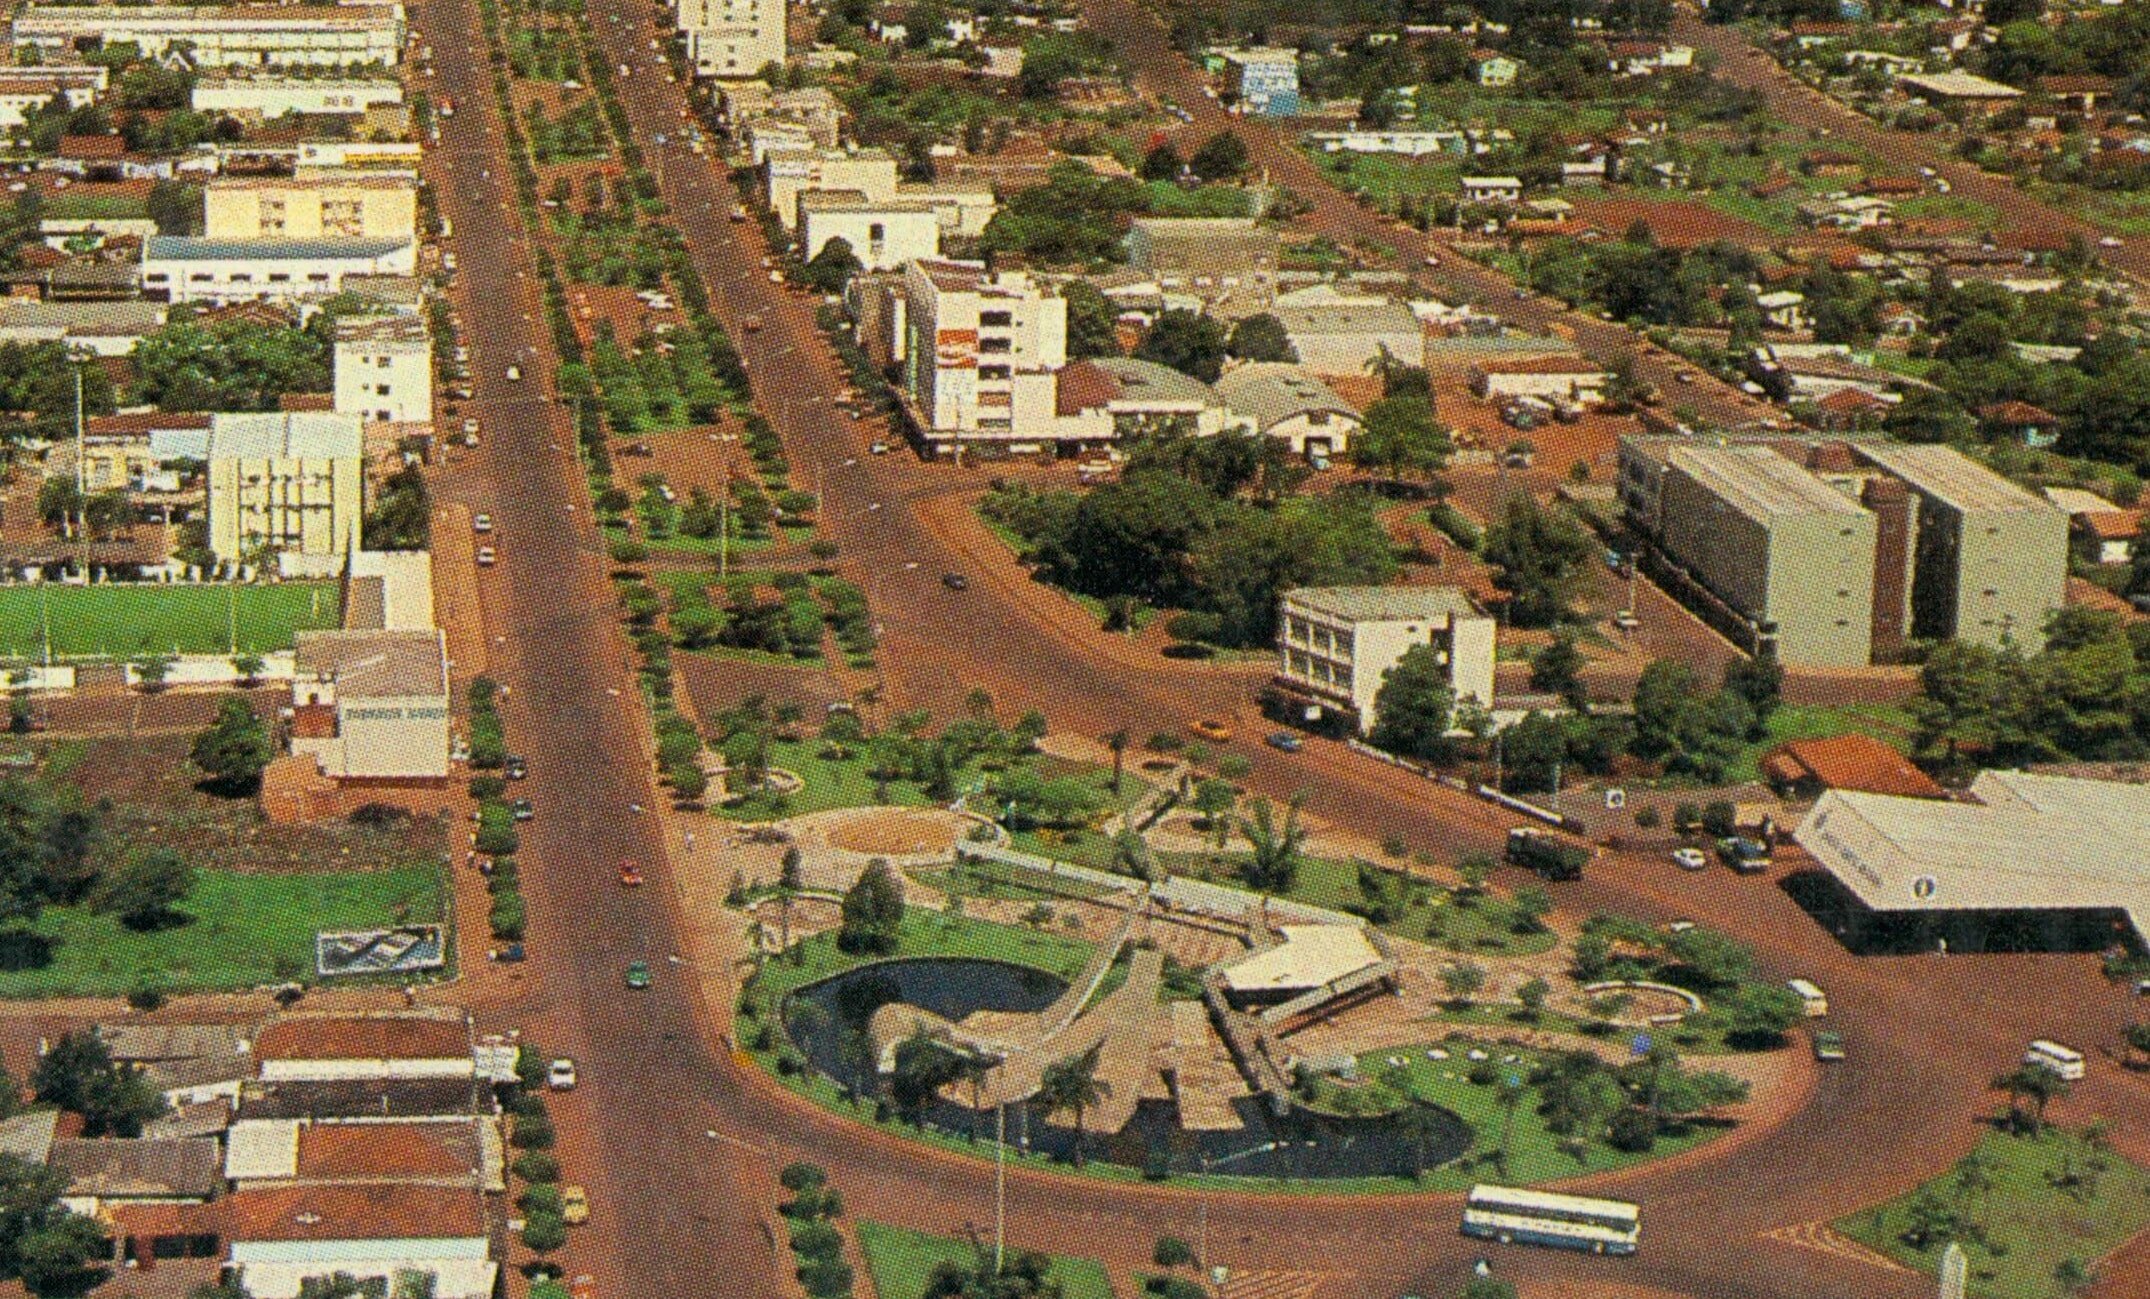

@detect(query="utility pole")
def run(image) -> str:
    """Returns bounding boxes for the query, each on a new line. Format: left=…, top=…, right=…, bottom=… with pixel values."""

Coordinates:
left=994, top=1101, right=1007, bottom=1276
left=717, top=466, right=730, bottom=580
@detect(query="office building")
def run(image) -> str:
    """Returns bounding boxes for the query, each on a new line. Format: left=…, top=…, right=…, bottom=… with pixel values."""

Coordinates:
left=206, top=412, right=366, bottom=563
left=13, top=4, right=406, bottom=68
left=1272, top=586, right=1496, bottom=734
left=901, top=260, right=1067, bottom=454
left=334, top=314, right=433, bottom=426
left=204, top=175, right=419, bottom=243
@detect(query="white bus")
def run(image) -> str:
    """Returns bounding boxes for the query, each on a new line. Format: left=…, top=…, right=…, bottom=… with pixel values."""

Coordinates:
left=1461, top=1185, right=1640, bottom=1256
left=2024, top=1040, right=2085, bottom=1081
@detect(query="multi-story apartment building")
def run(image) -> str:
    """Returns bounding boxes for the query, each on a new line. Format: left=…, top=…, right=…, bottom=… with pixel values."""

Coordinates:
left=206, top=412, right=366, bottom=564
left=13, top=5, right=406, bottom=68
left=204, top=175, right=418, bottom=242
left=672, top=0, right=783, bottom=79
left=1272, top=586, right=1496, bottom=734
left=901, top=260, right=1067, bottom=454
left=334, top=315, right=433, bottom=426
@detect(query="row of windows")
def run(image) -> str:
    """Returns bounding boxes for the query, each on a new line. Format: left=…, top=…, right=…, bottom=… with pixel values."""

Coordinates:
left=1284, top=651, right=1347, bottom=687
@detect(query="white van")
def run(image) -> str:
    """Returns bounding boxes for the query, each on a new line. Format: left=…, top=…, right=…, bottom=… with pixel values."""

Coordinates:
left=1787, top=979, right=1828, bottom=1018
left=2024, top=1040, right=2085, bottom=1081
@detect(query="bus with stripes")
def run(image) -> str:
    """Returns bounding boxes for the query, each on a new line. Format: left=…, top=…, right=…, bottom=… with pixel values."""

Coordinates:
left=1461, top=1185, right=1640, bottom=1256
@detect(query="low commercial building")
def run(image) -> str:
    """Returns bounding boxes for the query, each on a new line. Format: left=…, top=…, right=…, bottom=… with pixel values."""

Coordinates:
left=1898, top=71, right=2023, bottom=118
left=290, top=629, right=451, bottom=783
left=234, top=1078, right=491, bottom=1125
left=226, top=1117, right=500, bottom=1192
left=1213, top=363, right=1360, bottom=457
left=192, top=76, right=404, bottom=120
left=333, top=314, right=433, bottom=426
left=765, top=146, right=899, bottom=230
left=253, top=1014, right=475, bottom=1084
left=1795, top=771, right=2150, bottom=952
left=1762, top=734, right=1946, bottom=801
left=223, top=1184, right=495, bottom=1299
left=206, top=411, right=365, bottom=564
left=51, top=1138, right=223, bottom=1216
left=142, top=236, right=417, bottom=304
left=1272, top=585, right=1496, bottom=734
left=1461, top=176, right=1523, bottom=204
left=901, top=259, right=1067, bottom=454
left=800, top=191, right=941, bottom=271
left=1124, top=218, right=1279, bottom=320
left=1469, top=355, right=1609, bottom=404
left=1215, top=924, right=1394, bottom=1020
left=14, top=4, right=406, bottom=68
left=0, top=299, right=167, bottom=357
left=204, top=175, right=419, bottom=242
left=1216, top=47, right=1300, bottom=117
left=1276, top=300, right=1424, bottom=377
left=1050, top=357, right=1237, bottom=447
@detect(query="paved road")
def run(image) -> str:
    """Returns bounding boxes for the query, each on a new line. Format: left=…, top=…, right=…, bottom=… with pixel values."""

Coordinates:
left=1673, top=12, right=2150, bottom=277
left=432, top=5, right=2150, bottom=1297
left=414, top=0, right=783, bottom=1294
left=1078, top=0, right=1794, bottom=433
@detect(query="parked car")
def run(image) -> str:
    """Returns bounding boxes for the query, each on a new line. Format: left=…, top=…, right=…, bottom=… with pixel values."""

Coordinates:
left=473, top=514, right=494, bottom=533
left=506, top=364, right=522, bottom=381
left=1672, top=847, right=1708, bottom=871
left=511, top=798, right=535, bottom=822
left=618, top=860, right=643, bottom=887
left=475, top=546, right=497, bottom=567
left=548, top=1058, right=578, bottom=1090
left=505, top=756, right=527, bottom=780
left=1191, top=720, right=1233, bottom=743
left=561, top=1186, right=590, bottom=1226
left=941, top=572, right=969, bottom=591
left=1811, top=1031, right=1846, bottom=1063
left=625, top=961, right=651, bottom=989
left=1612, top=609, right=1639, bottom=631
left=1265, top=732, right=1303, bottom=753
left=490, top=942, right=526, bottom=962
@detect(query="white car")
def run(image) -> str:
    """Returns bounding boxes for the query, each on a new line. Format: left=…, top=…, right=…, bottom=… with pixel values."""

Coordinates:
left=2100, top=236, right=2124, bottom=249
left=548, top=1058, right=578, bottom=1091
left=463, top=417, right=480, bottom=436
left=1672, top=848, right=1708, bottom=871
left=473, top=513, right=494, bottom=534
left=1613, top=610, right=1640, bottom=631
left=476, top=546, right=497, bottom=566
left=506, top=364, right=522, bottom=381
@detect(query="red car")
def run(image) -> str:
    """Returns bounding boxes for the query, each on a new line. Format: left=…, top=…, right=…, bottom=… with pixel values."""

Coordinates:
left=618, top=861, right=644, bottom=887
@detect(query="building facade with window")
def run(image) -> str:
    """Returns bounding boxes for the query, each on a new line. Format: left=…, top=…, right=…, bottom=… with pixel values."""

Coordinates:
left=206, top=412, right=366, bottom=564
left=1272, top=586, right=1496, bottom=735
left=13, top=4, right=406, bottom=68
left=901, top=260, right=1067, bottom=453
left=799, top=192, right=941, bottom=271
left=334, top=315, right=433, bottom=426
left=204, top=176, right=418, bottom=242
left=142, top=237, right=417, bottom=304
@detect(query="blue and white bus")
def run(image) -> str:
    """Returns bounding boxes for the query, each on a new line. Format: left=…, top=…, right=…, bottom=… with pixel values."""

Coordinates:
left=1461, top=1185, right=1640, bottom=1256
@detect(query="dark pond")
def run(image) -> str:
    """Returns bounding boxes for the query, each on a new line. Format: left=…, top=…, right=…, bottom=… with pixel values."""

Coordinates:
left=783, top=956, right=1474, bottom=1181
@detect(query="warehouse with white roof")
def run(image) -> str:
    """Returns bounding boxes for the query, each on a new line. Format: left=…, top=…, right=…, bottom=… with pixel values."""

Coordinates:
left=1793, top=771, right=2150, bottom=952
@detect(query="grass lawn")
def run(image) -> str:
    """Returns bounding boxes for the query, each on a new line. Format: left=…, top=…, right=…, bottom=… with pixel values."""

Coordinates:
left=1212, top=851, right=1558, bottom=957
left=1835, top=1127, right=2150, bottom=1299
left=0, top=583, right=342, bottom=660
left=1352, top=1037, right=1725, bottom=1189
left=715, top=737, right=931, bottom=821
left=0, top=864, right=443, bottom=997
left=1719, top=702, right=1917, bottom=784
left=855, top=1222, right=1113, bottom=1299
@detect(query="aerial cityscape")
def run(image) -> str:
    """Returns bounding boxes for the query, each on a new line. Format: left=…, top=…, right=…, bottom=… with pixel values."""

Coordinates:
left=0, top=0, right=2149, bottom=1295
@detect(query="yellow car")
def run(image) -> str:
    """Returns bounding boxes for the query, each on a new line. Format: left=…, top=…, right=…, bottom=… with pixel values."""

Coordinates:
left=1190, top=720, right=1233, bottom=743
left=561, top=1185, right=590, bottom=1226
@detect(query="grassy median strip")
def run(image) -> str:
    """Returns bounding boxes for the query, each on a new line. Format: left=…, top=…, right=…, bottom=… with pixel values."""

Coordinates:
left=856, top=1221, right=1113, bottom=1299
left=1835, top=1127, right=2150, bottom=1299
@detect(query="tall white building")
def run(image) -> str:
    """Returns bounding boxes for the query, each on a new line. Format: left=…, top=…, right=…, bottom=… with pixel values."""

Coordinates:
left=673, top=0, right=784, bottom=79
left=334, top=314, right=433, bottom=426
left=1273, top=586, right=1497, bottom=734
left=901, top=260, right=1067, bottom=454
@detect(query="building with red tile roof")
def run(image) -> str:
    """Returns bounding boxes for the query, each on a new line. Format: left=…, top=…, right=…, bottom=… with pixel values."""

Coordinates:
left=1764, top=734, right=1945, bottom=801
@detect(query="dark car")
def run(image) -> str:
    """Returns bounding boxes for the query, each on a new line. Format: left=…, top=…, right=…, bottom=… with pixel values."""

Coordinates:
left=511, top=798, right=535, bottom=822
left=942, top=573, right=969, bottom=591
left=1265, top=732, right=1304, bottom=753
left=505, top=756, right=527, bottom=780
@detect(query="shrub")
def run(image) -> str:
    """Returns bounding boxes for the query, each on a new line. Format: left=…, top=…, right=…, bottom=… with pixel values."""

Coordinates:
left=469, top=774, right=507, bottom=801
left=510, top=1114, right=556, bottom=1150
left=790, top=1221, right=843, bottom=1261
left=1153, top=1236, right=1196, bottom=1269
left=518, top=1184, right=563, bottom=1215
left=513, top=1151, right=561, bottom=1183
left=1145, top=1277, right=1208, bottom=1299
left=1632, top=805, right=1660, bottom=829
left=1607, top=1107, right=1659, bottom=1153
left=796, top=1259, right=853, bottom=1299
left=521, top=1209, right=568, bottom=1254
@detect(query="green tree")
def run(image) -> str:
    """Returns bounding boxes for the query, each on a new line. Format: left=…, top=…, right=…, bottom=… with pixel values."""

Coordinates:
left=1530, top=631, right=1586, bottom=707
left=1498, top=712, right=1565, bottom=794
left=1062, top=281, right=1120, bottom=359
left=1187, top=131, right=1249, bottom=182
left=133, top=320, right=330, bottom=412
left=1036, top=1044, right=1111, bottom=1166
left=1140, top=141, right=1182, bottom=181
left=1368, top=643, right=1456, bottom=761
left=803, top=236, right=863, bottom=294
left=836, top=859, right=905, bottom=955
left=1517, top=976, right=1551, bottom=1017
left=1439, top=960, right=1485, bottom=1004
left=1631, top=660, right=1697, bottom=760
left=16, top=1208, right=108, bottom=1298
left=1192, top=778, right=1237, bottom=849
left=1225, top=313, right=1296, bottom=363
left=1721, top=652, right=1782, bottom=729
left=190, top=694, right=274, bottom=794
left=1665, top=925, right=1753, bottom=988
left=30, top=1033, right=167, bottom=1137
left=1236, top=795, right=1306, bottom=894
left=1991, top=1063, right=2070, bottom=1135
left=96, top=847, right=195, bottom=931
left=1481, top=495, right=1594, bottom=627
left=1350, top=395, right=1451, bottom=491
left=1134, top=309, right=1228, bottom=383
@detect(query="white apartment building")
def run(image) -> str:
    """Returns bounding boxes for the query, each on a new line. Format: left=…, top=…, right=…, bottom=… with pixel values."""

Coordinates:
left=1273, top=586, right=1497, bottom=734
left=142, top=236, right=417, bottom=303
left=192, top=76, right=404, bottom=120
left=0, top=65, right=106, bottom=129
left=902, top=260, right=1067, bottom=453
left=334, top=314, right=433, bottom=426
left=204, top=175, right=419, bottom=242
left=13, top=5, right=406, bottom=69
left=800, top=192, right=942, bottom=270
left=206, top=412, right=366, bottom=563
left=672, top=0, right=783, bottom=78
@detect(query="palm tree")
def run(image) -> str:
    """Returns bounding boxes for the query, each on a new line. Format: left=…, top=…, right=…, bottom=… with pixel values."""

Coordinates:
left=1992, top=1064, right=2070, bottom=1135
left=1104, top=728, right=1131, bottom=797
left=1037, top=1044, right=1111, bottom=1167
left=1237, top=793, right=1308, bottom=896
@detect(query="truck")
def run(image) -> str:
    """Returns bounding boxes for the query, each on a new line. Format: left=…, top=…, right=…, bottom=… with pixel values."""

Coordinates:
left=1506, top=827, right=1588, bottom=881
left=1717, top=836, right=1773, bottom=873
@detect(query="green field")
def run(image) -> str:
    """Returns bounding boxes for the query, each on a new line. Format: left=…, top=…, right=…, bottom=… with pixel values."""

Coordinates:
left=855, top=1221, right=1114, bottom=1299
left=1836, top=1128, right=2150, bottom=1299
left=0, top=583, right=343, bottom=660
left=0, top=864, right=443, bottom=997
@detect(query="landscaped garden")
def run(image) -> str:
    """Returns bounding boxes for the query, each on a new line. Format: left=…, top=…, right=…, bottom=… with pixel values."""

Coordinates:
left=856, top=1222, right=1113, bottom=1299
